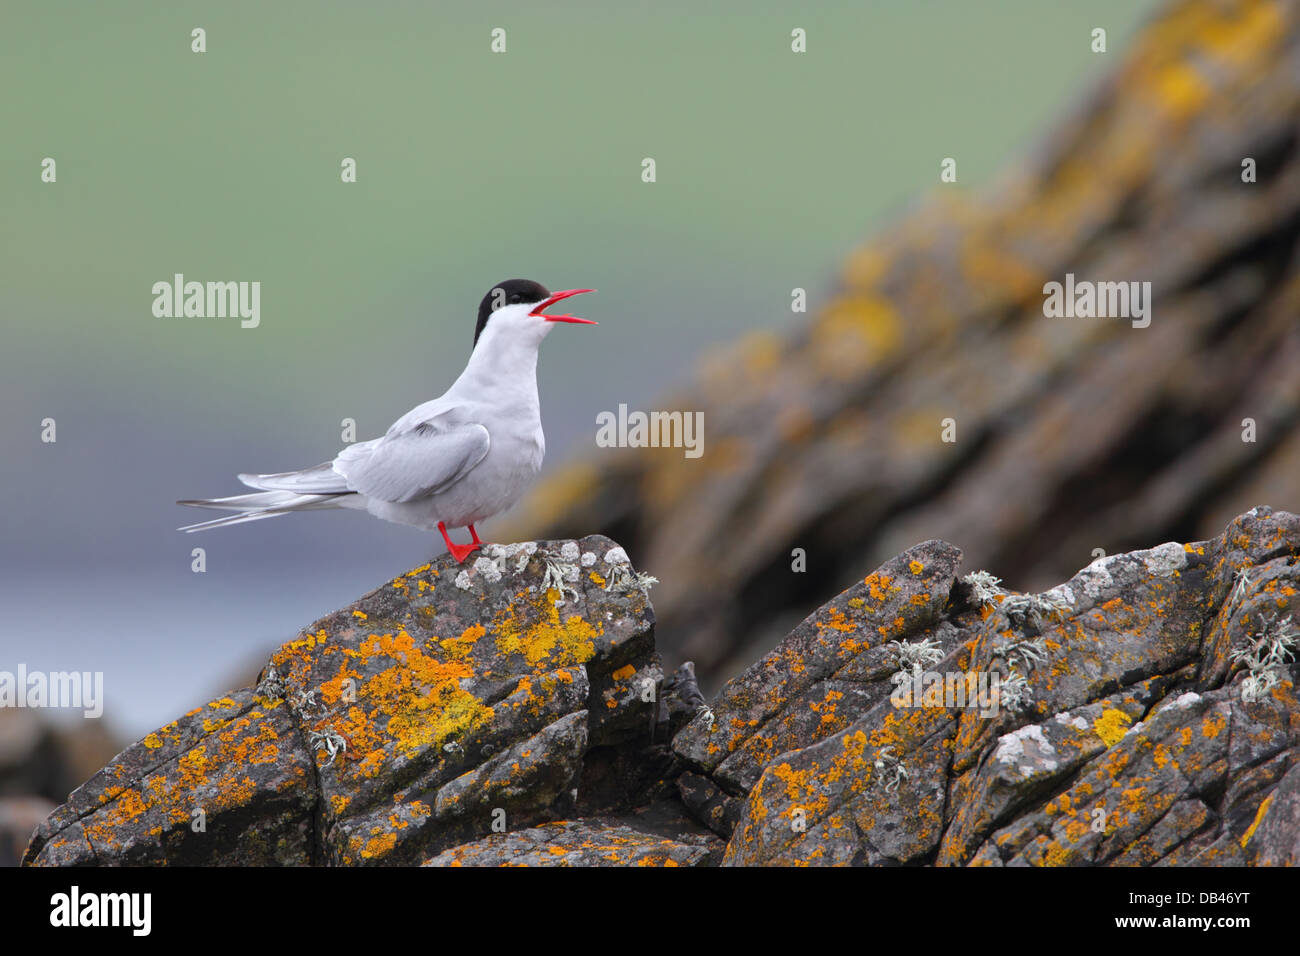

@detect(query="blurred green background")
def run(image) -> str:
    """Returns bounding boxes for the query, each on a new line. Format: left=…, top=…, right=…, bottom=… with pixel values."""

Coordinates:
left=0, top=0, right=1159, bottom=739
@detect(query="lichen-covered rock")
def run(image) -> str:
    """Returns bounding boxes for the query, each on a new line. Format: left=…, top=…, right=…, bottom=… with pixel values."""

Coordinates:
left=22, top=689, right=316, bottom=865
left=1244, top=761, right=1300, bottom=866
left=24, top=536, right=662, bottom=866
left=424, top=815, right=721, bottom=866
left=23, top=510, right=1300, bottom=866
left=671, top=507, right=1300, bottom=866
left=672, top=539, right=964, bottom=794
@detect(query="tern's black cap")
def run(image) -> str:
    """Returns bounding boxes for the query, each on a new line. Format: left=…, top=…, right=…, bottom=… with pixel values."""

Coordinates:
left=475, top=279, right=550, bottom=347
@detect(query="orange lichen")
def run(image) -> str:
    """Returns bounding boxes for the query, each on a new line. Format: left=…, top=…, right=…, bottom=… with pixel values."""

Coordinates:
left=361, top=832, right=397, bottom=859
left=440, top=624, right=485, bottom=660
left=1241, top=792, right=1274, bottom=847
left=863, top=573, right=895, bottom=602
left=1063, top=817, right=1089, bottom=843
left=815, top=608, right=857, bottom=633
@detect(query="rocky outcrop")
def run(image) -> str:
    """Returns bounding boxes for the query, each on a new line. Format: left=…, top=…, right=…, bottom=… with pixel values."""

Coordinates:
left=503, top=0, right=1300, bottom=687
left=24, top=537, right=712, bottom=866
left=682, top=507, right=1300, bottom=866
left=23, top=508, right=1300, bottom=866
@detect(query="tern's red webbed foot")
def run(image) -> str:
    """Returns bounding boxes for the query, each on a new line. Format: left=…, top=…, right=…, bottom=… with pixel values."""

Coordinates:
left=446, top=541, right=480, bottom=563
left=439, top=522, right=482, bottom=564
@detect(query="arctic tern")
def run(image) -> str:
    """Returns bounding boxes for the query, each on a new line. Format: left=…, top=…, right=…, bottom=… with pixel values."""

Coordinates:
left=177, top=279, right=596, bottom=562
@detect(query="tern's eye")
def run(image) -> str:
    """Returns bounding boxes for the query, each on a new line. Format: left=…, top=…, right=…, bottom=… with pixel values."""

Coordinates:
left=509, top=294, right=520, bottom=304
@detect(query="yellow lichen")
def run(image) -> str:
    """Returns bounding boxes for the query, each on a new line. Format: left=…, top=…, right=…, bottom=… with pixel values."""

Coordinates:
left=491, top=591, right=601, bottom=668
left=1092, top=708, right=1132, bottom=748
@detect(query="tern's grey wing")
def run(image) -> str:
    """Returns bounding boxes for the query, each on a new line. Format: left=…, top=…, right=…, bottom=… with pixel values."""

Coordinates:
left=237, top=461, right=352, bottom=493
left=332, top=421, right=490, bottom=503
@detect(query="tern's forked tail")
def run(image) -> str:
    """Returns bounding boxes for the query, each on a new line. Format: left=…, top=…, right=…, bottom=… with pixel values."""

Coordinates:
left=176, top=490, right=350, bottom=532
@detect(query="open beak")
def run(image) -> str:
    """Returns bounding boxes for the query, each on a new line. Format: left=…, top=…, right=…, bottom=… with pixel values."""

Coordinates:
left=531, top=288, right=597, bottom=325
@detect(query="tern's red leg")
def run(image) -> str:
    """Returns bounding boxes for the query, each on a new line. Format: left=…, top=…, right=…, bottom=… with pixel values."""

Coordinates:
left=438, top=521, right=481, bottom=563
left=468, top=524, right=489, bottom=546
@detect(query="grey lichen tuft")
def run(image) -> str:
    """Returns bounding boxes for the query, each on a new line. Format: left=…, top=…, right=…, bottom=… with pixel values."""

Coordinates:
left=1001, top=591, right=1072, bottom=631
left=289, top=688, right=321, bottom=717
left=1006, top=636, right=1051, bottom=674
left=872, top=745, right=908, bottom=793
left=888, top=637, right=945, bottom=685
left=539, top=550, right=583, bottom=606
left=602, top=547, right=658, bottom=594
left=962, top=570, right=1006, bottom=608
left=1230, top=613, right=1297, bottom=703
left=255, top=665, right=284, bottom=700
left=308, top=728, right=348, bottom=767
left=997, top=672, right=1032, bottom=713
left=986, top=634, right=1050, bottom=715
left=1229, top=567, right=1252, bottom=609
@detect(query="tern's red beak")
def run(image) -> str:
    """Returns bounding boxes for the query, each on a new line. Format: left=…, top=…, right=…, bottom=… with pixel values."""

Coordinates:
left=531, top=288, right=597, bottom=324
